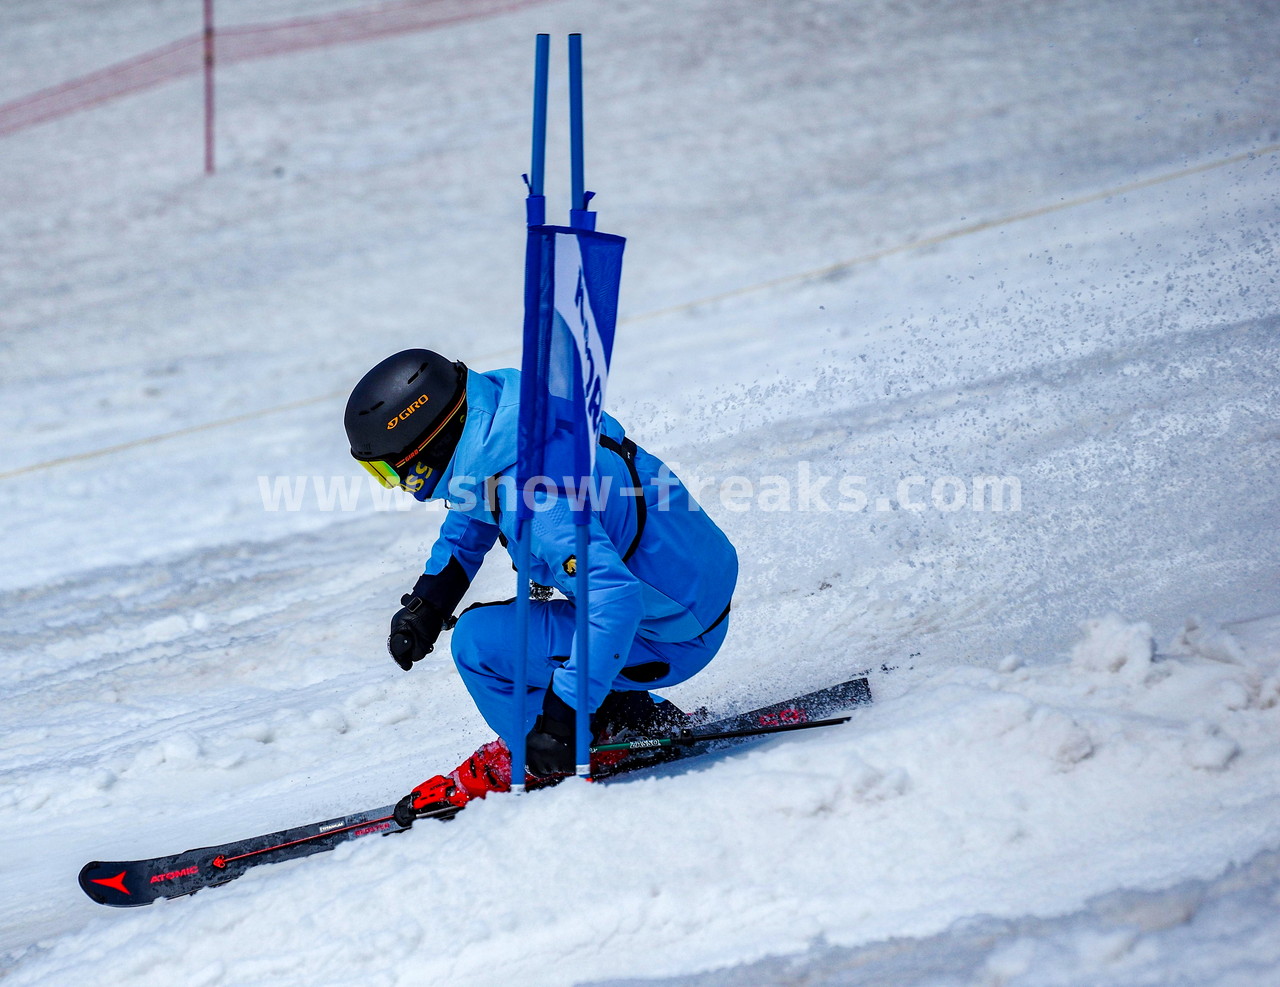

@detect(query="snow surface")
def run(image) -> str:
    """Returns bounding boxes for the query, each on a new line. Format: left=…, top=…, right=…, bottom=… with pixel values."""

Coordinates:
left=1, top=0, right=1279, bottom=983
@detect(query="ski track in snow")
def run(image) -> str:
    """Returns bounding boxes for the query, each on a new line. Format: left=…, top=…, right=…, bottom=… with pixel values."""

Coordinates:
left=1, top=0, right=1279, bottom=983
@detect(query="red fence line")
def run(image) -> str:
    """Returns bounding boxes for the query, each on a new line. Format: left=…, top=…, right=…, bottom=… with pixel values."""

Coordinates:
left=0, top=0, right=552, bottom=137
left=1, top=37, right=203, bottom=134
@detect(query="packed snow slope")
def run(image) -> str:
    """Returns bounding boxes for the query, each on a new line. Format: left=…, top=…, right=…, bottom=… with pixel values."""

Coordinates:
left=1, top=0, right=1278, bottom=983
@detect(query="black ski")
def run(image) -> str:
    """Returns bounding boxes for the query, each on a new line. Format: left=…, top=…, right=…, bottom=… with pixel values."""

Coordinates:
left=590, top=673, right=872, bottom=777
left=79, top=674, right=871, bottom=907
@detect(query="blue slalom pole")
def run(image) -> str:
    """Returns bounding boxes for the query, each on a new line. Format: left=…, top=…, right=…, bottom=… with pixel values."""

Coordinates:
left=574, top=521, right=590, bottom=776
left=511, top=523, right=532, bottom=792
left=567, top=33, right=595, bottom=230
left=512, top=33, right=549, bottom=793
left=569, top=32, right=592, bottom=776
left=527, top=33, right=549, bottom=227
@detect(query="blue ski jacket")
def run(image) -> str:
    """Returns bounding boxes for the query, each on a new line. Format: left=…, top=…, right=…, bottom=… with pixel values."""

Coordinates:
left=413, top=367, right=737, bottom=711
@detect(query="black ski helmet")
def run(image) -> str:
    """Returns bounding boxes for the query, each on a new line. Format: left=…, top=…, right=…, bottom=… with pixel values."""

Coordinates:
left=345, top=349, right=467, bottom=492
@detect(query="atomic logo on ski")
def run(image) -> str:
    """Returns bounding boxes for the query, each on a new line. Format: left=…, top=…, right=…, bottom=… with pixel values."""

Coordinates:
left=150, top=865, right=199, bottom=884
left=90, top=871, right=131, bottom=896
left=758, top=707, right=808, bottom=727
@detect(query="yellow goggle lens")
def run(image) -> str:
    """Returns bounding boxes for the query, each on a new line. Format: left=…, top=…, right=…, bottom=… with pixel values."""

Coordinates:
left=359, top=459, right=402, bottom=489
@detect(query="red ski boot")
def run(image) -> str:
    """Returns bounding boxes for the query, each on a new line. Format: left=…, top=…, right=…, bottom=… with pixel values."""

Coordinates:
left=590, top=691, right=693, bottom=774
left=394, top=739, right=513, bottom=825
left=393, top=694, right=697, bottom=825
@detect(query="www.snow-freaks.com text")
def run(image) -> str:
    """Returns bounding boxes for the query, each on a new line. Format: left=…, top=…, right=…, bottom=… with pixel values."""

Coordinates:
left=257, top=466, right=1021, bottom=514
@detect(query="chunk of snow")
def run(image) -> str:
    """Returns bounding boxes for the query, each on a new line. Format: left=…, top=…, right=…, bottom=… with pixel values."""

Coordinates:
left=1071, top=614, right=1155, bottom=684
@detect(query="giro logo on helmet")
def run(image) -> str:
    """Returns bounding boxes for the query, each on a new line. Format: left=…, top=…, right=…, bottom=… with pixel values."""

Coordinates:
left=387, top=394, right=430, bottom=430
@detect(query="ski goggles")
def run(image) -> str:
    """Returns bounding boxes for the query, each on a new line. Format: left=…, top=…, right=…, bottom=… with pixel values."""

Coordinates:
left=356, top=389, right=467, bottom=492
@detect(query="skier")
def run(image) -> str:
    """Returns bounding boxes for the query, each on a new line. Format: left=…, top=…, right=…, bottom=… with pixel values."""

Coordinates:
left=345, top=349, right=737, bottom=816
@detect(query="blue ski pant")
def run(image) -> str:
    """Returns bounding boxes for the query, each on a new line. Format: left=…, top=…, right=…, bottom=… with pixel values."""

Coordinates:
left=450, top=598, right=729, bottom=749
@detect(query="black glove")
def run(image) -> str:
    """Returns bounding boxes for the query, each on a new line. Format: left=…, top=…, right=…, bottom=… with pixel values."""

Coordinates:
left=388, top=583, right=447, bottom=672
left=525, top=686, right=578, bottom=777
left=387, top=562, right=472, bottom=671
